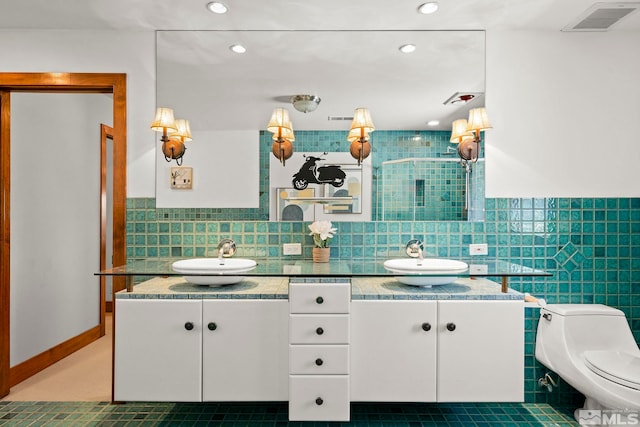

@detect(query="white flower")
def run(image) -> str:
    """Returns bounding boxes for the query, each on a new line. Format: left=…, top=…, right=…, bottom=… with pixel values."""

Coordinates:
left=308, top=221, right=337, bottom=248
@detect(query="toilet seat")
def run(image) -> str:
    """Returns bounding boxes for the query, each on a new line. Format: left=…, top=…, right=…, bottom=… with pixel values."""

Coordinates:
left=584, top=351, right=640, bottom=391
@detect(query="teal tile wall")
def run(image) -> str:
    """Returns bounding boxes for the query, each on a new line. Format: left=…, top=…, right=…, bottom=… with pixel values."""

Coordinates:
left=127, top=196, right=639, bottom=406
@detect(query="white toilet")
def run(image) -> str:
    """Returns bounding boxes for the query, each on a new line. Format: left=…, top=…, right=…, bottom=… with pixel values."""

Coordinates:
left=535, top=304, right=640, bottom=423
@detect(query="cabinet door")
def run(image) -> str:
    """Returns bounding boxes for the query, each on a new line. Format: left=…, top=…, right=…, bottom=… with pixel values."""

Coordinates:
left=437, top=300, right=523, bottom=402
left=350, top=300, right=437, bottom=401
left=114, top=299, right=202, bottom=401
left=202, top=300, right=289, bottom=401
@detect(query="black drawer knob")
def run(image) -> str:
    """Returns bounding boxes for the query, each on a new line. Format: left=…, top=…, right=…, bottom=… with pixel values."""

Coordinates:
left=316, top=327, right=324, bottom=335
left=446, top=322, right=456, bottom=332
left=421, top=322, right=431, bottom=332
left=316, top=296, right=324, bottom=304
left=184, top=322, right=194, bottom=331
left=208, top=322, right=217, bottom=331
left=315, top=358, right=323, bottom=366
left=315, top=397, right=323, bottom=406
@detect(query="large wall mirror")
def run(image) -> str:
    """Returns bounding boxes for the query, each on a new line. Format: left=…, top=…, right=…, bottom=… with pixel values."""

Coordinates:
left=156, top=30, right=486, bottom=221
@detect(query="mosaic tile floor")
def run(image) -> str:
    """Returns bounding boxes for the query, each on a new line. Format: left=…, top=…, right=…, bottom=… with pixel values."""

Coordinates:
left=0, top=401, right=579, bottom=426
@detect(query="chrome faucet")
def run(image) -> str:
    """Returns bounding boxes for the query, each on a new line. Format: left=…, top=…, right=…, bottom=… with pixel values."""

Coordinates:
left=217, top=238, right=236, bottom=265
left=405, top=239, right=424, bottom=266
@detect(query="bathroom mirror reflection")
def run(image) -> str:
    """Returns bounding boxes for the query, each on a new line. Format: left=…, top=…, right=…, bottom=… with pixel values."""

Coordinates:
left=156, top=30, right=485, bottom=221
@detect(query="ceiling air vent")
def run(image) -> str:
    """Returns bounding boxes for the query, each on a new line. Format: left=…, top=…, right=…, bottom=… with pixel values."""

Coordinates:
left=563, top=2, right=640, bottom=31
left=327, top=116, right=353, bottom=121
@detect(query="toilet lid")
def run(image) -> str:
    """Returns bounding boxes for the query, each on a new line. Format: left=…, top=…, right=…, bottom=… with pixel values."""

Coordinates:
left=584, top=350, right=640, bottom=390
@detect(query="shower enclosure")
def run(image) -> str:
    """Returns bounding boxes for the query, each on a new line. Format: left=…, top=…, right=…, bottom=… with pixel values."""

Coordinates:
left=377, top=157, right=484, bottom=221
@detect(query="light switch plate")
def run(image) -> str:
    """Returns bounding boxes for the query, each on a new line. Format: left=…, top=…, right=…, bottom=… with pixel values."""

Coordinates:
left=283, top=243, right=302, bottom=255
left=469, top=243, right=488, bottom=255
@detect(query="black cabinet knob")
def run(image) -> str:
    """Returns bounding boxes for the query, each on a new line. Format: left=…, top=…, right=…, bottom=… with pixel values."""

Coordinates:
left=316, top=296, right=324, bottom=304
left=315, top=397, right=323, bottom=406
left=446, top=322, right=456, bottom=332
left=421, top=322, right=431, bottom=332
left=208, top=322, right=217, bottom=331
left=316, top=327, right=324, bottom=335
left=315, top=358, right=323, bottom=366
left=184, top=322, right=194, bottom=331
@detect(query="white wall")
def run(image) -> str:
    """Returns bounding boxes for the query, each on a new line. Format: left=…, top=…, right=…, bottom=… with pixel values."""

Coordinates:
left=486, top=30, right=640, bottom=198
left=0, top=30, right=157, bottom=197
left=10, top=93, right=111, bottom=365
left=156, top=130, right=260, bottom=208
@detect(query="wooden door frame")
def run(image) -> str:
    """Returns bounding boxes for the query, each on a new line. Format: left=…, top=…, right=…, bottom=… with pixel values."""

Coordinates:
left=0, top=73, right=127, bottom=398
left=100, top=124, right=115, bottom=330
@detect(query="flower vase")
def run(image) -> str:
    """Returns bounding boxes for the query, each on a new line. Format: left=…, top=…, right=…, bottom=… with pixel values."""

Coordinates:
left=312, top=247, right=330, bottom=263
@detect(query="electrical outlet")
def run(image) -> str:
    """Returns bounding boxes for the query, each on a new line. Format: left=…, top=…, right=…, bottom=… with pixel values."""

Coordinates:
left=283, top=243, right=302, bottom=255
left=469, top=243, right=488, bottom=256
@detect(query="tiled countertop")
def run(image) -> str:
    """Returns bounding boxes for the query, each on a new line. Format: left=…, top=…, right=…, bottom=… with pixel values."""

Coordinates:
left=116, top=276, right=521, bottom=301
left=351, top=277, right=522, bottom=300
left=115, top=276, right=289, bottom=299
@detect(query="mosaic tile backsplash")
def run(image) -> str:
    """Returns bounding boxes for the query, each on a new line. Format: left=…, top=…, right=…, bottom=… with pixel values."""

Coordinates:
left=127, top=195, right=639, bottom=407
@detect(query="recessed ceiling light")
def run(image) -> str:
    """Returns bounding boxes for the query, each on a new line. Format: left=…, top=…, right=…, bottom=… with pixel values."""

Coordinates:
left=399, top=44, right=416, bottom=54
left=206, top=1, right=228, bottom=14
left=418, top=2, right=439, bottom=14
left=427, top=120, right=440, bottom=127
left=229, top=44, right=246, bottom=54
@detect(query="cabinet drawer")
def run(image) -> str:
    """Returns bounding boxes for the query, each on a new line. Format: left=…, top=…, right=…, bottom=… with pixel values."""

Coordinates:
left=290, top=345, right=349, bottom=375
left=289, top=314, right=349, bottom=344
left=289, top=375, right=350, bottom=421
left=289, top=282, right=350, bottom=314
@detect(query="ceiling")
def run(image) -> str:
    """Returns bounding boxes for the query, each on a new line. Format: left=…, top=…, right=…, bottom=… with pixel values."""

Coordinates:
left=2, top=0, right=640, bottom=31
left=2, top=0, right=639, bottom=132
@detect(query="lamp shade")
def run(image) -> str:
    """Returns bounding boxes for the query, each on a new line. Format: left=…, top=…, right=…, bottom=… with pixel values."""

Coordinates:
left=347, top=127, right=369, bottom=143
left=350, top=108, right=375, bottom=133
left=150, top=107, right=177, bottom=132
left=267, top=108, right=293, bottom=134
left=450, top=119, right=474, bottom=143
left=169, top=119, right=193, bottom=142
left=272, top=125, right=295, bottom=142
left=466, top=107, right=492, bottom=133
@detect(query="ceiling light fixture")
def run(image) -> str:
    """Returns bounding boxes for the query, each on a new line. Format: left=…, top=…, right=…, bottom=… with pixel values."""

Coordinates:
left=206, top=1, right=228, bottom=14
left=290, top=95, right=321, bottom=113
left=418, top=2, right=439, bottom=14
left=229, top=44, right=246, bottom=54
left=399, top=44, right=416, bottom=53
left=427, top=120, right=440, bottom=127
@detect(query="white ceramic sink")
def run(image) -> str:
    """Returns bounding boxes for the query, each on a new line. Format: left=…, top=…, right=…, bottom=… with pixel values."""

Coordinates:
left=383, top=258, right=469, bottom=287
left=172, top=258, right=257, bottom=286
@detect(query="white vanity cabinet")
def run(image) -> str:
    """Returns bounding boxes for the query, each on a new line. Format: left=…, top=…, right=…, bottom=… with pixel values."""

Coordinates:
left=114, top=299, right=203, bottom=401
left=114, top=298, right=289, bottom=402
left=350, top=300, right=438, bottom=402
left=350, top=299, right=523, bottom=402
left=288, top=281, right=351, bottom=422
left=202, top=300, right=288, bottom=401
left=437, top=300, right=523, bottom=401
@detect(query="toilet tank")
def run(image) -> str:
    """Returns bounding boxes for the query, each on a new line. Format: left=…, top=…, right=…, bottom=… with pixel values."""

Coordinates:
left=536, top=304, right=638, bottom=368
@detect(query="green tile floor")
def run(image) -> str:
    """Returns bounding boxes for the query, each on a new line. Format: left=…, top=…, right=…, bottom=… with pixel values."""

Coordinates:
left=0, top=402, right=579, bottom=426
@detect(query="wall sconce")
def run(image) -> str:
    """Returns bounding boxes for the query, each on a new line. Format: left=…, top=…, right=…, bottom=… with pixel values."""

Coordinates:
left=267, top=108, right=295, bottom=166
left=450, top=107, right=492, bottom=163
left=348, top=107, right=375, bottom=165
left=151, top=107, right=191, bottom=165
left=167, top=119, right=192, bottom=166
